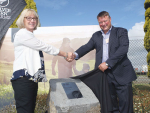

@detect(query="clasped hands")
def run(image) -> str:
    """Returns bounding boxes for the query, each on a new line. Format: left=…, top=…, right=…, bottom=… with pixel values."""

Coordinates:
left=65, top=52, right=76, bottom=62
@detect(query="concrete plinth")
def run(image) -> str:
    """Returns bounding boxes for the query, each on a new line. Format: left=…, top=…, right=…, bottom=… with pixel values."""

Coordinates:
left=47, top=78, right=100, bottom=113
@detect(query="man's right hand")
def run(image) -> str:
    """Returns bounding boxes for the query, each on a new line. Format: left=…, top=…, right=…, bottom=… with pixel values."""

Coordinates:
left=98, top=62, right=108, bottom=72
left=66, top=52, right=76, bottom=62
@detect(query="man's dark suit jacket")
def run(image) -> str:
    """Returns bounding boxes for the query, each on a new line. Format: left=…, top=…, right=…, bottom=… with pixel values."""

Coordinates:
left=75, top=26, right=137, bottom=85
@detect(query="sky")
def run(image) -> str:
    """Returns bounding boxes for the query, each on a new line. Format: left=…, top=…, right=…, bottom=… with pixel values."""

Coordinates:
left=34, top=0, right=145, bottom=39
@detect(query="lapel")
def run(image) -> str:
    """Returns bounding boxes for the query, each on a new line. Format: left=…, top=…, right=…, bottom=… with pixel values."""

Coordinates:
left=99, top=31, right=103, bottom=46
left=108, top=26, right=116, bottom=55
left=98, top=31, right=103, bottom=57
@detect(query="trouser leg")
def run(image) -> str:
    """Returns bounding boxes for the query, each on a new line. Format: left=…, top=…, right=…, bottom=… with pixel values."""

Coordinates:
left=116, top=82, right=133, bottom=113
left=107, top=74, right=119, bottom=113
left=11, top=77, right=38, bottom=113
left=107, top=72, right=133, bottom=113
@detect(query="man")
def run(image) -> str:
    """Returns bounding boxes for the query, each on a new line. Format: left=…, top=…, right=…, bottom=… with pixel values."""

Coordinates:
left=73, top=11, right=137, bottom=113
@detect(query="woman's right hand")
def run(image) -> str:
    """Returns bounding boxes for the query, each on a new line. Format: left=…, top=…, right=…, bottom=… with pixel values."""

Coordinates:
left=66, top=52, right=76, bottom=62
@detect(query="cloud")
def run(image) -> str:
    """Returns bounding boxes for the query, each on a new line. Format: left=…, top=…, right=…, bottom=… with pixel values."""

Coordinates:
left=128, top=22, right=145, bottom=40
left=76, top=12, right=84, bottom=16
left=112, top=23, right=118, bottom=26
left=35, top=0, right=68, bottom=10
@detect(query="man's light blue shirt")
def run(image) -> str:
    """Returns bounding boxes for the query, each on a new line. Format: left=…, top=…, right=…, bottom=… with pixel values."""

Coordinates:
left=101, top=26, right=112, bottom=63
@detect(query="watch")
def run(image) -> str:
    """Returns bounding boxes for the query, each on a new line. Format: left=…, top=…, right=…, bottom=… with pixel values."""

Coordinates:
left=106, top=63, right=109, bottom=67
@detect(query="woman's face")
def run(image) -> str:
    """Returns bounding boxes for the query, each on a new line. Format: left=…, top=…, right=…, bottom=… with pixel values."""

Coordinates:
left=24, top=14, right=37, bottom=32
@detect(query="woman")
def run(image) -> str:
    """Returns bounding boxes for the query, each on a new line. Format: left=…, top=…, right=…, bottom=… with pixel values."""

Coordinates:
left=11, top=9, right=73, bottom=113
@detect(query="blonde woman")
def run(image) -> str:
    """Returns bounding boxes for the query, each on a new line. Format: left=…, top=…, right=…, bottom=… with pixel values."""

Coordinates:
left=11, top=9, right=74, bottom=113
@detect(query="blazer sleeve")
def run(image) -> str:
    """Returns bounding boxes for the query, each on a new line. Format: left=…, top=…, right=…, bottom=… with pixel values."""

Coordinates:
left=106, top=28, right=129, bottom=68
left=75, top=35, right=95, bottom=59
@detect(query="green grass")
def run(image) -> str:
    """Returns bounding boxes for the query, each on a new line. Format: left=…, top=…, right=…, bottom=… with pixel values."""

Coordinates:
left=0, top=85, right=14, bottom=110
left=133, top=84, right=150, bottom=112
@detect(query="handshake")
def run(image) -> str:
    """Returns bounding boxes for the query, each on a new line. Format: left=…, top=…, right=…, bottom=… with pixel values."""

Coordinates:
left=64, top=52, right=76, bottom=62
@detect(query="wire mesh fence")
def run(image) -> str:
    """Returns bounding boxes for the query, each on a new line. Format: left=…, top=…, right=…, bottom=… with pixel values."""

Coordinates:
left=128, top=39, right=148, bottom=74
left=128, top=39, right=150, bottom=84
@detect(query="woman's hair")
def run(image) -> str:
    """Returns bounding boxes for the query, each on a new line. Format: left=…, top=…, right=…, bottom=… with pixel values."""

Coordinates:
left=16, top=9, right=40, bottom=30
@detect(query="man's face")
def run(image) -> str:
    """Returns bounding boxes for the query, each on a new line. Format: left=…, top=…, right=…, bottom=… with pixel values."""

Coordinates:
left=98, top=15, right=111, bottom=34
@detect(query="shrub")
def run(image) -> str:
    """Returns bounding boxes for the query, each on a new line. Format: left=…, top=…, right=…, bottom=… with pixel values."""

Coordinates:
left=144, top=0, right=150, bottom=78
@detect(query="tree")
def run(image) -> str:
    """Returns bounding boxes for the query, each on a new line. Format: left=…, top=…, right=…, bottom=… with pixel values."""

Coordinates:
left=144, top=0, right=150, bottom=77
left=10, top=0, right=39, bottom=28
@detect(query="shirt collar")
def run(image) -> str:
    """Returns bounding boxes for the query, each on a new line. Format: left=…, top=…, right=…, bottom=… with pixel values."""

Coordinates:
left=101, top=26, right=112, bottom=35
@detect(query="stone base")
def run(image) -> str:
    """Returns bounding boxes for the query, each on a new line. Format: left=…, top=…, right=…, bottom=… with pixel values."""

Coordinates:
left=47, top=78, right=101, bottom=113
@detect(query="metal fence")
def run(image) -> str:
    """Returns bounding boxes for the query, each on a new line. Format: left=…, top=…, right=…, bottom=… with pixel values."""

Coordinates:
left=128, top=39, right=150, bottom=84
left=128, top=39, right=148, bottom=74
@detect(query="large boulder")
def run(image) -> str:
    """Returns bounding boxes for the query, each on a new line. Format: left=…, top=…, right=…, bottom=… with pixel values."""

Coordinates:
left=47, top=78, right=100, bottom=113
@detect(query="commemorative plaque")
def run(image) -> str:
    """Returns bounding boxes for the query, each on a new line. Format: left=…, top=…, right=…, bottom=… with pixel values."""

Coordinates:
left=61, top=82, right=83, bottom=99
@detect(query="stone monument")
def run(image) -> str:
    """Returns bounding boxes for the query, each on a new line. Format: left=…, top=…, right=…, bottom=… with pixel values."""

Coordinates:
left=47, top=78, right=101, bottom=113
